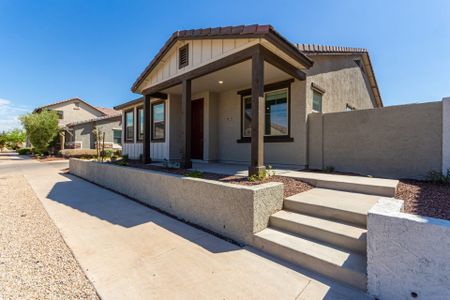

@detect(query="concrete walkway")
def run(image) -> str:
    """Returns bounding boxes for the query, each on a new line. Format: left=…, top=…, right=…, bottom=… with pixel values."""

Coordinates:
left=0, top=154, right=369, bottom=299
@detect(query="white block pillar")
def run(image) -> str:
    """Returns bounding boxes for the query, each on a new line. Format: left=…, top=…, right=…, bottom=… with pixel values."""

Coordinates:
left=443, top=97, right=450, bottom=174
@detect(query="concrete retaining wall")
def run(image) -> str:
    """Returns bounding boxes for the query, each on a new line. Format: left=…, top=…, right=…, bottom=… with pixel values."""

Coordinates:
left=368, top=198, right=450, bottom=299
left=308, top=101, right=443, bottom=179
left=69, top=159, right=283, bottom=245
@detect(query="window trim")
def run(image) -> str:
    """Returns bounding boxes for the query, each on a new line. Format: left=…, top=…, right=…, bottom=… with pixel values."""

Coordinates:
left=124, top=108, right=134, bottom=143
left=136, top=106, right=144, bottom=142
left=237, top=79, right=293, bottom=143
left=151, top=100, right=166, bottom=143
left=113, top=129, right=122, bottom=145
left=311, top=83, right=325, bottom=113
left=178, top=44, right=189, bottom=69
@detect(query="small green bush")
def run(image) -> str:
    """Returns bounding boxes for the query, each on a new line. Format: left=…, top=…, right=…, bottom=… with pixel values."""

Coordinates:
left=101, top=149, right=114, bottom=158
left=323, top=166, right=335, bottom=173
left=248, top=165, right=275, bottom=182
left=186, top=170, right=204, bottom=178
left=17, top=148, right=31, bottom=155
left=425, top=169, right=450, bottom=184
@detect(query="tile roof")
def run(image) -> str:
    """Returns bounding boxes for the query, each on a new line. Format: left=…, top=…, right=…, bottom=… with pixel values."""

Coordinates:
left=131, top=24, right=314, bottom=92
left=65, top=111, right=122, bottom=127
left=297, top=44, right=368, bottom=54
left=95, top=107, right=119, bottom=115
left=34, top=97, right=107, bottom=115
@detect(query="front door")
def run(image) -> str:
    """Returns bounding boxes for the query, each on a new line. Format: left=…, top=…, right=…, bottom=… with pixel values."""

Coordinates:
left=191, top=99, right=204, bottom=160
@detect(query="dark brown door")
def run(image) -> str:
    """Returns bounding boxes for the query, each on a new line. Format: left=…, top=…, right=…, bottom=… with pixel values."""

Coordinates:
left=191, top=99, right=204, bottom=159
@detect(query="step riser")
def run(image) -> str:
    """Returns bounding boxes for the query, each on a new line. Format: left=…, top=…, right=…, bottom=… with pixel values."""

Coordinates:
left=269, top=216, right=366, bottom=254
left=253, top=235, right=367, bottom=291
left=284, top=200, right=367, bottom=228
left=299, top=178, right=395, bottom=197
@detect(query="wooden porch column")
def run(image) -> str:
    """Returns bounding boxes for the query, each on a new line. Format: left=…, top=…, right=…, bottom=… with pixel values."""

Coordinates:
left=181, top=79, right=192, bottom=169
left=143, top=94, right=152, bottom=163
left=249, top=49, right=266, bottom=176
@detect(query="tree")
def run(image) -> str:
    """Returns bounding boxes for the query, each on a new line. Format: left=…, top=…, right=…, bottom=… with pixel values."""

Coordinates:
left=20, top=109, right=59, bottom=153
left=4, top=128, right=26, bottom=150
left=0, top=132, right=6, bottom=152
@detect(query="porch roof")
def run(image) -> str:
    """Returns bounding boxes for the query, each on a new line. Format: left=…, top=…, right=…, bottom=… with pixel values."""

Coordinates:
left=131, top=24, right=314, bottom=93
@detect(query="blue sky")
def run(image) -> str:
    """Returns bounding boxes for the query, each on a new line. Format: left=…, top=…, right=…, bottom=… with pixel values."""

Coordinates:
left=1, top=0, right=449, bottom=130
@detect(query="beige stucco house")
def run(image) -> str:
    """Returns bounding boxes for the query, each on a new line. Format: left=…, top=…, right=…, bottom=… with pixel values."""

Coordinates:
left=34, top=98, right=121, bottom=150
left=114, top=25, right=382, bottom=174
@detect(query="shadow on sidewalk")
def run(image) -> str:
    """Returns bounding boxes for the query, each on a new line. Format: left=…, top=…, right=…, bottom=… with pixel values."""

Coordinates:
left=46, top=173, right=239, bottom=254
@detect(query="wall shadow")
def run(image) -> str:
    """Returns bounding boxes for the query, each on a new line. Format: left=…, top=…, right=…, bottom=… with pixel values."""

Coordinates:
left=46, top=173, right=238, bottom=254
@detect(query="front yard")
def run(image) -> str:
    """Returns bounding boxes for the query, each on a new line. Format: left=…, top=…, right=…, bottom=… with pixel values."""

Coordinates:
left=0, top=175, right=98, bottom=299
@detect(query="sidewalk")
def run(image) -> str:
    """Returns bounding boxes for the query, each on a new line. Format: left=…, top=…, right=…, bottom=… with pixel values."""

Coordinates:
left=2, top=155, right=368, bottom=299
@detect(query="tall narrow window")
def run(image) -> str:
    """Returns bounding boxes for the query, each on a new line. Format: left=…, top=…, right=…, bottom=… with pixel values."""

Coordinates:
left=151, top=102, right=165, bottom=141
left=312, top=90, right=323, bottom=112
left=242, top=88, right=289, bottom=137
left=125, top=109, right=134, bottom=142
left=137, top=107, right=144, bottom=141
left=113, top=129, right=122, bottom=145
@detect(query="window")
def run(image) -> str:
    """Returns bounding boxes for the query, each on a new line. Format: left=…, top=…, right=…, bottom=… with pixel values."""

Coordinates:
left=56, top=110, right=64, bottom=119
left=113, top=129, right=122, bottom=145
left=137, top=107, right=144, bottom=141
left=178, top=44, right=189, bottom=69
left=312, top=90, right=323, bottom=112
left=125, top=109, right=134, bottom=142
left=242, top=88, right=289, bottom=137
left=151, top=102, right=165, bottom=141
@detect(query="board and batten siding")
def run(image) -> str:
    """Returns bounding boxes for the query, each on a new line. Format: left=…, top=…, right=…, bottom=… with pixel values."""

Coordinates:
left=138, top=38, right=260, bottom=93
left=122, top=98, right=170, bottom=160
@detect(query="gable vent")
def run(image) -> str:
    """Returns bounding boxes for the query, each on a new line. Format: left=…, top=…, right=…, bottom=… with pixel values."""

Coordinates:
left=179, top=44, right=189, bottom=69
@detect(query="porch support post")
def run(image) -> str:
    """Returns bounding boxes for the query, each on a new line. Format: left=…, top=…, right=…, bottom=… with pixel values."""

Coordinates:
left=181, top=79, right=192, bottom=169
left=249, top=48, right=266, bottom=176
left=143, top=94, right=152, bottom=163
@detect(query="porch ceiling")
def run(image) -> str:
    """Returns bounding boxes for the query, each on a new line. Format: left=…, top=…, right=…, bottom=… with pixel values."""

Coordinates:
left=162, top=60, right=292, bottom=95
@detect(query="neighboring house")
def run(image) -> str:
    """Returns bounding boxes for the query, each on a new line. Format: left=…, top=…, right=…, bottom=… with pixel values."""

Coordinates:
left=65, top=112, right=122, bottom=150
left=33, top=98, right=121, bottom=150
left=114, top=24, right=382, bottom=175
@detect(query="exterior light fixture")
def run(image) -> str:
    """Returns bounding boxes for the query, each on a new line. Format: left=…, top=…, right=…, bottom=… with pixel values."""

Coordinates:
left=218, top=80, right=224, bottom=84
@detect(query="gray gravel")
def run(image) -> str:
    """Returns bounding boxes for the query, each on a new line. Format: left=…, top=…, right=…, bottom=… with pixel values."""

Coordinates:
left=0, top=175, right=99, bottom=299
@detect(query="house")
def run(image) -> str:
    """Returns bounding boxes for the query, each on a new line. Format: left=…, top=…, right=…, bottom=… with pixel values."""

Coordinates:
left=64, top=112, right=122, bottom=150
left=114, top=24, right=382, bottom=175
left=33, top=98, right=121, bottom=150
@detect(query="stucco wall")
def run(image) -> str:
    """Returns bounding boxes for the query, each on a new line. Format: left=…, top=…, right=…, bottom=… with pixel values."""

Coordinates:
left=308, top=101, right=443, bottom=179
left=69, top=116, right=121, bottom=149
left=443, top=97, right=450, bottom=173
left=216, top=79, right=308, bottom=167
left=305, top=55, right=377, bottom=114
left=368, top=198, right=450, bottom=299
left=48, top=100, right=103, bottom=127
left=69, top=159, right=283, bottom=245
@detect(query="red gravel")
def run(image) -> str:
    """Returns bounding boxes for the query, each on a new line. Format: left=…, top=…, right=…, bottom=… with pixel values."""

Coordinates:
left=396, top=180, right=450, bottom=221
left=124, top=161, right=312, bottom=197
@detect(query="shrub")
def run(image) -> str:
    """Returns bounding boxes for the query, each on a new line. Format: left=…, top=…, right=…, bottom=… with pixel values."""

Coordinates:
left=17, top=148, right=31, bottom=155
left=60, top=149, right=97, bottom=158
left=248, top=165, right=275, bottom=182
left=101, top=149, right=114, bottom=158
left=323, top=166, right=335, bottom=173
left=186, top=170, right=203, bottom=178
left=424, top=169, right=450, bottom=184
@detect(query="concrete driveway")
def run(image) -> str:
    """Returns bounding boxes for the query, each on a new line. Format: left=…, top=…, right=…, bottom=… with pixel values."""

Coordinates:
left=0, top=154, right=368, bottom=300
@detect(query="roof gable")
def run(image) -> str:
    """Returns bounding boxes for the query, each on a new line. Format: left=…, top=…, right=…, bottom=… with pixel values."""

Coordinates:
left=131, top=25, right=314, bottom=93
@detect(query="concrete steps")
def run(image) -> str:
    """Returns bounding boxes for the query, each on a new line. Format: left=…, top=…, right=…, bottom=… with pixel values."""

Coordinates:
left=270, top=210, right=367, bottom=254
left=253, top=228, right=367, bottom=290
left=252, top=186, right=389, bottom=292
left=283, top=188, right=380, bottom=227
left=280, top=171, right=398, bottom=197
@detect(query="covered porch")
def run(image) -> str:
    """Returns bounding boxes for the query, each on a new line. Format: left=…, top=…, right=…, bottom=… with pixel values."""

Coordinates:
left=141, top=44, right=310, bottom=176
